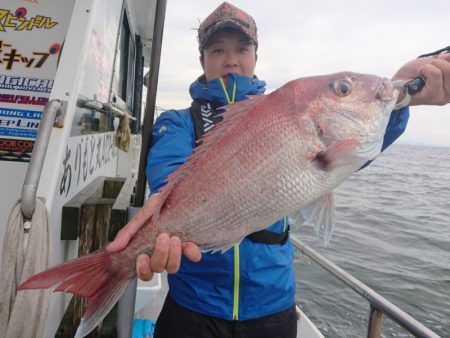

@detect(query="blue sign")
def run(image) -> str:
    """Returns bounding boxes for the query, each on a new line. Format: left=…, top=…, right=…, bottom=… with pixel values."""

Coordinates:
left=0, top=107, right=42, bottom=120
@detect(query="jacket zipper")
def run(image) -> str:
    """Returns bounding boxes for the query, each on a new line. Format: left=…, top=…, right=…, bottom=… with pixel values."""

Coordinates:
left=220, top=76, right=240, bottom=320
left=233, top=244, right=240, bottom=320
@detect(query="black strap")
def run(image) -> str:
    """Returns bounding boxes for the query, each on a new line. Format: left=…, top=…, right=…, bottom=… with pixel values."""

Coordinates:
left=247, top=227, right=290, bottom=245
left=190, top=99, right=223, bottom=142
left=418, top=45, right=450, bottom=58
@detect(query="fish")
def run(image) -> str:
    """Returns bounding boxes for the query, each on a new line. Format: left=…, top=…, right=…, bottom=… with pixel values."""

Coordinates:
left=17, top=72, right=398, bottom=337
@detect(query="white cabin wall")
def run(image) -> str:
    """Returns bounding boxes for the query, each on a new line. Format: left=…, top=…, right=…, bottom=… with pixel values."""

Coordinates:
left=34, top=0, right=125, bottom=336
left=116, top=134, right=141, bottom=178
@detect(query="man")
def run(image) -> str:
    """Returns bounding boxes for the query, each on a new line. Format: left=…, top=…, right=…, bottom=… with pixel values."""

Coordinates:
left=108, top=2, right=450, bottom=337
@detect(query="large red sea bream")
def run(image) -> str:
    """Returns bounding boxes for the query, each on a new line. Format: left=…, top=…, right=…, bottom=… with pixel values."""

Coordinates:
left=18, top=72, right=399, bottom=338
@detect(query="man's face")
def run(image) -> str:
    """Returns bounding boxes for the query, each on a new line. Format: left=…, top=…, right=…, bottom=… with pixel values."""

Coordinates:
left=201, top=29, right=257, bottom=83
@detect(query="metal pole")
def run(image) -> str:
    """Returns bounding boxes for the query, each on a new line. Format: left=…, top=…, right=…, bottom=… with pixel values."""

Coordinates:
left=290, top=235, right=440, bottom=338
left=21, top=99, right=62, bottom=219
left=116, top=206, right=140, bottom=338
left=367, top=305, right=383, bottom=338
left=135, top=0, right=167, bottom=207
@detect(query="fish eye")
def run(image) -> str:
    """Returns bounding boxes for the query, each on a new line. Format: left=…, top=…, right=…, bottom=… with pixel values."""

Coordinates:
left=332, top=80, right=352, bottom=97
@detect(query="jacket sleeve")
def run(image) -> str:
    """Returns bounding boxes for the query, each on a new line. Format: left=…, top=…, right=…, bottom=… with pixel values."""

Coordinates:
left=360, top=106, right=409, bottom=169
left=380, top=106, right=409, bottom=152
left=146, top=110, right=195, bottom=193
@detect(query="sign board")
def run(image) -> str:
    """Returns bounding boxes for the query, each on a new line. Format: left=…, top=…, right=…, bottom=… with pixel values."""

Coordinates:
left=0, top=0, right=74, bottom=161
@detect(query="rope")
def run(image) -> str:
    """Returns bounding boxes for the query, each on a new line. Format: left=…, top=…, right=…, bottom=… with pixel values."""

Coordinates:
left=115, top=112, right=131, bottom=152
left=0, top=198, right=52, bottom=338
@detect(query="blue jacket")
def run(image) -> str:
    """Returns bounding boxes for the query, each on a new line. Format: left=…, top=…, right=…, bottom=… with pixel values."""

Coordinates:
left=146, top=73, right=409, bottom=321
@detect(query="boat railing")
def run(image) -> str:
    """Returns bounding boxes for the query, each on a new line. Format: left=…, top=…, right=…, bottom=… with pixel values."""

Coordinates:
left=290, top=235, right=441, bottom=338
left=20, top=99, right=63, bottom=219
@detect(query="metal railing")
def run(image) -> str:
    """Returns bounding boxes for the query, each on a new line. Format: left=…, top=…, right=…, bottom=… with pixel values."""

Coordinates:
left=78, top=96, right=137, bottom=121
left=290, top=235, right=441, bottom=338
left=21, top=99, right=63, bottom=219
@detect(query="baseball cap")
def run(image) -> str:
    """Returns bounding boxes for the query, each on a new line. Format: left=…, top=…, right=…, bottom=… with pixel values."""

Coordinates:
left=198, top=2, right=258, bottom=51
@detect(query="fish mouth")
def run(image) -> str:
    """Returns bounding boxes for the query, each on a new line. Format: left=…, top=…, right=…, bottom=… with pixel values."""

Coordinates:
left=375, top=77, right=396, bottom=102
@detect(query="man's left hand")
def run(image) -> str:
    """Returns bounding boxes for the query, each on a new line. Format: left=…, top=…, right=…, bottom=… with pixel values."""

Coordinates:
left=392, top=53, right=450, bottom=106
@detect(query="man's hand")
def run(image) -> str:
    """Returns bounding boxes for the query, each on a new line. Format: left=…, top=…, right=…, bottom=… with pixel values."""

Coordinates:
left=134, top=234, right=201, bottom=281
left=392, top=53, right=450, bottom=106
left=106, top=193, right=202, bottom=281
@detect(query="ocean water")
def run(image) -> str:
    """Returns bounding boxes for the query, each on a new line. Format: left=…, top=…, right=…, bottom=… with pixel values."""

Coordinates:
left=294, top=144, right=450, bottom=338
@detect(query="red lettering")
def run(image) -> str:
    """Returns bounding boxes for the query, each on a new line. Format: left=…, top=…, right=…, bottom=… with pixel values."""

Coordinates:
left=17, top=140, right=33, bottom=148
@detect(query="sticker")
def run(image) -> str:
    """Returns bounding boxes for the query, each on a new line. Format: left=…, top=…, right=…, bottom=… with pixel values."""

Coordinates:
left=0, top=39, right=58, bottom=70
left=0, top=108, right=41, bottom=138
left=0, top=8, right=58, bottom=32
left=0, top=93, right=48, bottom=105
left=0, top=137, right=34, bottom=162
left=0, top=74, right=53, bottom=92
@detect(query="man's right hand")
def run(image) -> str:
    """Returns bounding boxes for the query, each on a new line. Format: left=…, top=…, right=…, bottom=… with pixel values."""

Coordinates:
left=106, top=193, right=202, bottom=281
left=135, top=233, right=201, bottom=281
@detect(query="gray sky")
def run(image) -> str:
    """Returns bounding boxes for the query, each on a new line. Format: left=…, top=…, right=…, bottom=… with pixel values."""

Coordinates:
left=155, top=0, right=450, bottom=147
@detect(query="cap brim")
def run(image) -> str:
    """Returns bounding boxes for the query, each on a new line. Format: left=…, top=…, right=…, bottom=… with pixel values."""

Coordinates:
left=199, top=20, right=255, bottom=50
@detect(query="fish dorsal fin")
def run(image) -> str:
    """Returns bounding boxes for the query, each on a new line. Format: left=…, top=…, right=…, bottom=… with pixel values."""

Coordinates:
left=200, top=94, right=267, bottom=150
left=157, top=95, right=267, bottom=209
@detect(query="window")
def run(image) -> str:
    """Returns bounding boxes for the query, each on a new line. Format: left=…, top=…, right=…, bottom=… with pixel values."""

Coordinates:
left=113, top=14, right=133, bottom=107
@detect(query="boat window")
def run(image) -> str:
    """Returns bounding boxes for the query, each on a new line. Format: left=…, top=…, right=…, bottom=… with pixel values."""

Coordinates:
left=110, top=9, right=142, bottom=134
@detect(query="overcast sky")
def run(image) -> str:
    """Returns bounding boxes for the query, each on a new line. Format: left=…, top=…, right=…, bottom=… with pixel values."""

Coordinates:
left=155, top=0, right=450, bottom=147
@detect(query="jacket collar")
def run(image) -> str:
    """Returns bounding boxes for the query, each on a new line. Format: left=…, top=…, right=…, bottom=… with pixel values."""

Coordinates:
left=189, top=73, right=266, bottom=107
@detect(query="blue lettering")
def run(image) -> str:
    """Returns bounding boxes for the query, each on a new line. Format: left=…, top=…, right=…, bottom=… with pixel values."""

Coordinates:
left=0, top=108, right=42, bottom=120
left=28, top=121, right=40, bottom=128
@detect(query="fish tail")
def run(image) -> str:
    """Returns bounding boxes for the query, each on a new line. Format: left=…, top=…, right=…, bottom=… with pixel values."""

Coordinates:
left=17, top=249, right=133, bottom=338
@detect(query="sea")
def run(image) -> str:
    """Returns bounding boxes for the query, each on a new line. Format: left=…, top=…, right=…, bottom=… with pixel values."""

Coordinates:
left=294, top=144, right=450, bottom=338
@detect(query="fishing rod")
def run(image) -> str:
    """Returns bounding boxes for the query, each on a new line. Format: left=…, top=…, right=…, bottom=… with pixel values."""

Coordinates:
left=134, top=0, right=168, bottom=207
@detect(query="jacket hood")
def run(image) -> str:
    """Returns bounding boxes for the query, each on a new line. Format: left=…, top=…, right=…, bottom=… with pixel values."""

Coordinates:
left=189, top=73, right=266, bottom=107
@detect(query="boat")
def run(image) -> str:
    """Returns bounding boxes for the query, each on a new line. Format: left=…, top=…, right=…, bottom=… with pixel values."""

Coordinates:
left=0, top=1, right=442, bottom=337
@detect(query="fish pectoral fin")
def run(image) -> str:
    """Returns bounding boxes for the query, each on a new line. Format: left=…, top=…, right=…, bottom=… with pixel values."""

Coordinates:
left=314, top=139, right=360, bottom=171
left=289, top=192, right=336, bottom=246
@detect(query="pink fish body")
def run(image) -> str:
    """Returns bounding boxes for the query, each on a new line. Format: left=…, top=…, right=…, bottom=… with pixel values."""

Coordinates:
left=18, top=72, right=398, bottom=337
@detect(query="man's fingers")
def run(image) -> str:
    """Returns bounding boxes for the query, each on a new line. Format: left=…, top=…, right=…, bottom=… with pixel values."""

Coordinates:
left=136, top=254, right=154, bottom=281
left=182, top=242, right=202, bottom=263
left=124, top=198, right=156, bottom=234
left=116, top=231, right=201, bottom=282
left=438, top=53, right=450, bottom=63
left=107, top=193, right=161, bottom=253
left=416, top=63, right=445, bottom=105
left=430, top=58, right=450, bottom=100
left=166, top=237, right=182, bottom=273
left=150, top=233, right=170, bottom=273
left=407, top=56, right=450, bottom=107
left=414, top=61, right=448, bottom=106
left=106, top=229, right=132, bottom=252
